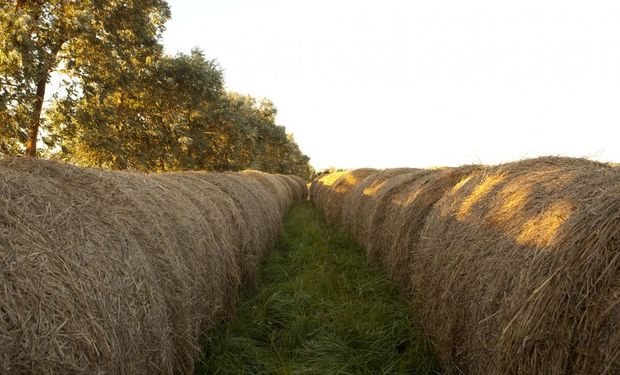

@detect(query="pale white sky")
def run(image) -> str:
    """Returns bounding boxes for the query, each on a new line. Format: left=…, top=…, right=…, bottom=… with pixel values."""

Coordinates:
left=163, top=0, right=620, bottom=170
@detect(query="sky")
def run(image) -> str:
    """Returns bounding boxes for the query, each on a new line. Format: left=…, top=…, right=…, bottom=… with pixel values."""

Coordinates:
left=163, top=0, right=620, bottom=170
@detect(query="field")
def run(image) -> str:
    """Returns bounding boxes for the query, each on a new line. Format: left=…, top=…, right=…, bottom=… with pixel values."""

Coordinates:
left=0, top=156, right=618, bottom=374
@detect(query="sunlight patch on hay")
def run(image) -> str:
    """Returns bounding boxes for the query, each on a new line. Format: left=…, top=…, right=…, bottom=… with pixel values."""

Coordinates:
left=457, top=174, right=504, bottom=218
left=516, top=200, right=573, bottom=247
left=362, top=180, right=388, bottom=196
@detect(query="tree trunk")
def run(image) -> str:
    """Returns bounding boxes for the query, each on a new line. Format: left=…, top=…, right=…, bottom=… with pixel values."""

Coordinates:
left=26, top=74, right=47, bottom=157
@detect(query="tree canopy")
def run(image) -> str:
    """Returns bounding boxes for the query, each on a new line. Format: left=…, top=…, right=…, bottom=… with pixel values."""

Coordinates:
left=1, top=0, right=312, bottom=178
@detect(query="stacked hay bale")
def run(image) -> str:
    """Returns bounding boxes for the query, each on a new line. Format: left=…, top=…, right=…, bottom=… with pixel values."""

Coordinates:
left=0, top=158, right=306, bottom=374
left=310, top=157, right=619, bottom=374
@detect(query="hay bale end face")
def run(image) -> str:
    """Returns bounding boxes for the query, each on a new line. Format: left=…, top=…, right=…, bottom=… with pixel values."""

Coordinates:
left=310, top=157, right=619, bottom=374
left=0, top=157, right=306, bottom=374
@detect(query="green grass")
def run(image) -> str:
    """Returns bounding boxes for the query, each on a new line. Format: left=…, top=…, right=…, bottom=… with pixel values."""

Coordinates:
left=196, top=202, right=438, bottom=374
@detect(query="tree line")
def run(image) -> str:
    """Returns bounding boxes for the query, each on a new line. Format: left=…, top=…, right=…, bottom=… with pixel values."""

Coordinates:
left=1, top=0, right=312, bottom=178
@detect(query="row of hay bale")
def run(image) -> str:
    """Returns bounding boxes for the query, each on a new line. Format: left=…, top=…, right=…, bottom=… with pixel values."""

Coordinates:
left=310, top=156, right=619, bottom=374
left=0, top=157, right=307, bottom=374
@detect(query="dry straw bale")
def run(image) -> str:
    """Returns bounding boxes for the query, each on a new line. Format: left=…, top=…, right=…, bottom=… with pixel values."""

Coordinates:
left=384, top=165, right=479, bottom=290
left=278, top=174, right=307, bottom=202
left=241, top=170, right=291, bottom=216
left=0, top=158, right=303, bottom=374
left=412, top=156, right=620, bottom=374
left=311, top=169, right=378, bottom=226
left=364, top=169, right=435, bottom=263
left=0, top=158, right=174, bottom=374
left=341, top=168, right=417, bottom=245
left=289, top=175, right=309, bottom=201
left=194, top=172, right=280, bottom=284
left=151, top=172, right=241, bottom=318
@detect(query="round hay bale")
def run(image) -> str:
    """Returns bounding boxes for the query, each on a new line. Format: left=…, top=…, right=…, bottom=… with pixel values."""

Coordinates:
left=277, top=174, right=307, bottom=202
left=341, top=168, right=417, bottom=245
left=315, top=169, right=378, bottom=226
left=222, top=172, right=282, bottom=249
left=0, top=158, right=297, bottom=373
left=288, top=175, right=309, bottom=201
left=385, top=165, right=479, bottom=291
left=242, top=170, right=290, bottom=215
left=107, top=171, right=237, bottom=372
left=0, top=158, right=175, bottom=373
left=153, top=173, right=241, bottom=320
left=310, top=170, right=347, bottom=217
left=412, top=156, right=619, bottom=374
left=365, top=169, right=435, bottom=263
left=194, top=172, right=278, bottom=284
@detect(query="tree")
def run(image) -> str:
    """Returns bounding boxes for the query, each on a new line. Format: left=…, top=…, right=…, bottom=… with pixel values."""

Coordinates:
left=0, top=0, right=170, bottom=156
left=50, top=49, right=225, bottom=170
left=50, top=49, right=312, bottom=178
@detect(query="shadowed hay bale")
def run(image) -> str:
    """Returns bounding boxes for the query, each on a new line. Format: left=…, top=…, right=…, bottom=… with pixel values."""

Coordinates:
left=107, top=171, right=238, bottom=373
left=341, top=168, right=417, bottom=245
left=289, top=175, right=309, bottom=201
left=0, top=158, right=300, bottom=374
left=312, top=169, right=378, bottom=226
left=308, top=174, right=324, bottom=202
left=242, top=170, right=291, bottom=215
left=412, top=156, right=620, bottom=374
left=0, top=158, right=175, bottom=373
left=274, top=174, right=295, bottom=203
left=222, top=172, right=283, bottom=248
left=278, top=174, right=307, bottom=202
left=194, top=173, right=279, bottom=284
left=152, top=173, right=241, bottom=317
left=384, top=166, right=480, bottom=291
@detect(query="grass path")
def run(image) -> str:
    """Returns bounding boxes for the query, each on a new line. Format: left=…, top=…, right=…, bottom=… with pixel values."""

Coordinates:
left=197, top=202, right=438, bottom=374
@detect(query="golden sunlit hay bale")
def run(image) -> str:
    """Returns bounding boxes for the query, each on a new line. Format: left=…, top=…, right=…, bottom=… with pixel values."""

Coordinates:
left=0, top=158, right=298, bottom=374
left=365, top=169, right=435, bottom=263
left=412, top=156, right=620, bottom=374
left=341, top=168, right=417, bottom=245
left=379, top=166, right=480, bottom=291
left=314, top=169, right=378, bottom=226
left=309, top=170, right=347, bottom=214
